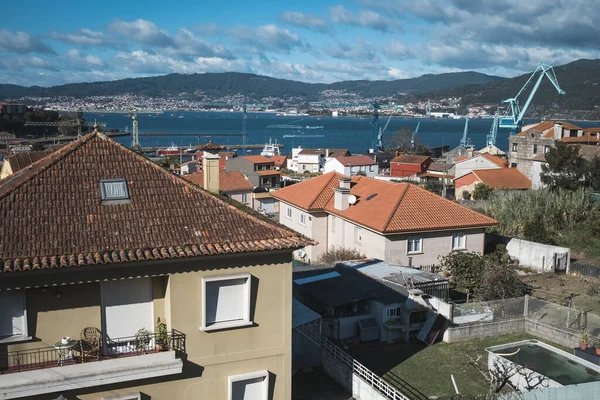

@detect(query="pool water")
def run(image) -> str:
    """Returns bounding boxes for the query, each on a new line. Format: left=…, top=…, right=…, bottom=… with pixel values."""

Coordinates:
left=499, top=343, right=600, bottom=386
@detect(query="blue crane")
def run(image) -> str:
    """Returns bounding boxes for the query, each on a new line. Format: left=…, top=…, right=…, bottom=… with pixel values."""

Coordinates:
left=411, top=121, right=420, bottom=151
left=459, top=117, right=471, bottom=149
left=499, top=61, right=566, bottom=134
left=371, top=102, right=380, bottom=151
left=377, top=115, right=392, bottom=151
left=486, top=111, right=500, bottom=146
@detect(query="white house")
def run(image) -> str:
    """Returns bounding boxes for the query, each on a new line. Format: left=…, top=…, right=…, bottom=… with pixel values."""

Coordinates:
left=454, top=153, right=508, bottom=179
left=324, top=156, right=379, bottom=177
left=272, top=172, right=497, bottom=264
left=287, top=147, right=350, bottom=172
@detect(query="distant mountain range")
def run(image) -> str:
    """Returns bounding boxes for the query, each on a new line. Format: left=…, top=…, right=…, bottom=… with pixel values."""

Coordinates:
left=1, top=59, right=599, bottom=119
left=0, top=71, right=503, bottom=100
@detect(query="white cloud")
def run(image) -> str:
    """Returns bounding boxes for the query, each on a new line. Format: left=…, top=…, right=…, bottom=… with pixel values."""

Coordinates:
left=0, top=56, right=59, bottom=71
left=330, top=5, right=401, bottom=32
left=0, top=30, right=54, bottom=54
left=48, top=29, right=122, bottom=48
left=108, top=19, right=173, bottom=47
left=64, top=49, right=108, bottom=70
left=278, top=11, right=330, bottom=33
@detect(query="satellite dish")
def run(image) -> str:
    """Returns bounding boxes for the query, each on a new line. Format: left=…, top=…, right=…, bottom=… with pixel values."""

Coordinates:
left=348, top=194, right=357, bottom=205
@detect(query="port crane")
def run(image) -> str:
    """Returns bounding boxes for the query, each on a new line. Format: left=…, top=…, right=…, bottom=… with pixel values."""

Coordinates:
left=486, top=111, right=500, bottom=146
left=411, top=121, right=420, bottom=151
left=66, top=109, right=163, bottom=148
left=24, top=120, right=107, bottom=138
left=499, top=61, right=566, bottom=134
left=459, top=117, right=472, bottom=149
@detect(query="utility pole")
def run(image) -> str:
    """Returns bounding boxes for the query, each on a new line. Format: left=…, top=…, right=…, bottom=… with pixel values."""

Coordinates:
left=131, top=113, right=140, bottom=148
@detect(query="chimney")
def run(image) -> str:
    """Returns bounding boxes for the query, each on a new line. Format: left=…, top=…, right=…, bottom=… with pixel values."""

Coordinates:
left=202, top=151, right=220, bottom=194
left=334, top=178, right=351, bottom=211
left=553, top=122, right=563, bottom=140
left=395, top=150, right=399, bottom=157
left=326, top=149, right=330, bottom=158
left=467, top=147, right=474, bottom=158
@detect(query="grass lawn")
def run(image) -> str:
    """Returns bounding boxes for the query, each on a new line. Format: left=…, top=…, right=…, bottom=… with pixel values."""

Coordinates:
left=346, top=333, right=567, bottom=399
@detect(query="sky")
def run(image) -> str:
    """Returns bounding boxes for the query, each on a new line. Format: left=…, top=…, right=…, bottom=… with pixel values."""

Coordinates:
left=1, top=0, right=599, bottom=87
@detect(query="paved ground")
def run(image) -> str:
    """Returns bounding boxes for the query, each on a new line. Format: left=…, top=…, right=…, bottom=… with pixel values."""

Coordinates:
left=292, top=368, right=353, bottom=400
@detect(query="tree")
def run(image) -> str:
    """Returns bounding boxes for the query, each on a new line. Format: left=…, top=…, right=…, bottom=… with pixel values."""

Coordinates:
left=462, top=190, right=471, bottom=200
left=386, top=127, right=430, bottom=155
left=541, top=142, right=587, bottom=191
left=473, top=183, right=493, bottom=200
left=424, top=180, right=443, bottom=195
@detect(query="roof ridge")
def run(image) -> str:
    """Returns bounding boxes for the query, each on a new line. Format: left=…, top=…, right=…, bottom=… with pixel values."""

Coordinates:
left=0, top=132, right=97, bottom=200
left=308, top=172, right=343, bottom=209
left=382, top=183, right=410, bottom=232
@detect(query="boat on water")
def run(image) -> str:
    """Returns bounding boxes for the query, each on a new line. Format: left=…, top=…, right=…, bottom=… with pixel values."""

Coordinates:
left=276, top=111, right=309, bottom=117
left=260, top=139, right=281, bottom=157
left=305, top=125, right=324, bottom=130
left=156, top=144, right=195, bottom=157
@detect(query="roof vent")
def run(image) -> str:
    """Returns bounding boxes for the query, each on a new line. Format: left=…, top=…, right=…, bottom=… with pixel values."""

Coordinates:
left=366, top=193, right=378, bottom=200
left=100, top=178, right=130, bottom=204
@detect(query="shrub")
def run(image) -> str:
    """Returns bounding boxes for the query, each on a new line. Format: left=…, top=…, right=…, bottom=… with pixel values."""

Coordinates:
left=462, top=190, right=471, bottom=200
left=318, top=247, right=365, bottom=264
left=424, top=180, right=443, bottom=195
left=473, top=183, right=493, bottom=200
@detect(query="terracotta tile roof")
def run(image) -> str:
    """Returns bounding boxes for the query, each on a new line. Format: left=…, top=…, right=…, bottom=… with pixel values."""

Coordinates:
left=3, top=150, right=54, bottom=175
left=243, top=155, right=273, bottom=164
left=183, top=171, right=253, bottom=192
left=274, top=173, right=496, bottom=232
left=271, top=172, right=344, bottom=211
left=391, top=154, right=431, bottom=164
left=559, top=132, right=600, bottom=144
left=428, top=162, right=454, bottom=172
left=257, top=170, right=281, bottom=176
left=455, top=153, right=507, bottom=168
left=324, top=177, right=497, bottom=233
left=470, top=169, right=531, bottom=189
left=0, top=132, right=314, bottom=273
left=270, top=155, right=287, bottom=168
left=517, top=121, right=582, bottom=138
left=335, top=155, right=377, bottom=166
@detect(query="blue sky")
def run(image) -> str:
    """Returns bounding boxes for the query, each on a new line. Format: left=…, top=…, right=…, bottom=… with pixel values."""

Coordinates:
left=1, top=0, right=598, bottom=86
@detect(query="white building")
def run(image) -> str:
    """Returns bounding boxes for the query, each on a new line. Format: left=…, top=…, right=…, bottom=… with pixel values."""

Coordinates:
left=286, top=147, right=350, bottom=172
left=324, top=156, right=379, bottom=177
left=454, top=153, right=508, bottom=179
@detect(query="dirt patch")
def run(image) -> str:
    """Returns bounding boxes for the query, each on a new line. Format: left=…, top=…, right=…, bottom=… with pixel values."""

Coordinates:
left=523, top=273, right=600, bottom=313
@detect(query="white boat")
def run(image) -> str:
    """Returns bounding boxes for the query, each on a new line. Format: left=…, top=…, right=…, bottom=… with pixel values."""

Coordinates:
left=260, top=138, right=281, bottom=157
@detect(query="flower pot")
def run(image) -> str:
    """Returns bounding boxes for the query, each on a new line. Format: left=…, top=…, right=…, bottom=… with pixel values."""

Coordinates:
left=581, top=342, right=588, bottom=351
left=596, top=348, right=600, bottom=356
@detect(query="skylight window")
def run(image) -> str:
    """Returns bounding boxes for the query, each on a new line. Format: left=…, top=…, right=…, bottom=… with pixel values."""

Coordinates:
left=100, top=179, right=130, bottom=203
left=366, top=193, right=378, bottom=200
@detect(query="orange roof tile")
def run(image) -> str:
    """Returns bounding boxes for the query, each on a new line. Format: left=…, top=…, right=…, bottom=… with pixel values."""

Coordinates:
left=270, top=155, right=287, bottom=168
left=391, top=154, right=431, bottom=164
left=516, top=121, right=582, bottom=138
left=271, top=172, right=344, bottom=211
left=184, top=170, right=253, bottom=192
left=335, top=155, right=377, bottom=166
left=257, top=170, right=281, bottom=176
left=480, top=153, right=509, bottom=168
left=323, top=177, right=496, bottom=233
left=0, top=131, right=313, bottom=273
left=243, top=155, right=273, bottom=164
left=470, top=169, right=531, bottom=189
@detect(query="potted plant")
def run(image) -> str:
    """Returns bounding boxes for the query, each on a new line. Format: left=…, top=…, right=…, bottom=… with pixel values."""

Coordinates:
left=134, top=328, right=152, bottom=354
left=594, top=338, right=600, bottom=356
left=155, top=318, right=168, bottom=351
left=580, top=331, right=590, bottom=351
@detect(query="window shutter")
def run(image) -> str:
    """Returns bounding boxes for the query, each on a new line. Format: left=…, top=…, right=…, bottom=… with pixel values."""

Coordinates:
left=206, top=278, right=246, bottom=324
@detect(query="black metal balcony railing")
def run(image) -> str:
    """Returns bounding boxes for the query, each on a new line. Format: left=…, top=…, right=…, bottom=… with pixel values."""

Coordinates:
left=0, top=329, right=186, bottom=374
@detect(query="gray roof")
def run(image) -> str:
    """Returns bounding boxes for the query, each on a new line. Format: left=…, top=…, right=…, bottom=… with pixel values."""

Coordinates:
left=292, top=299, right=321, bottom=328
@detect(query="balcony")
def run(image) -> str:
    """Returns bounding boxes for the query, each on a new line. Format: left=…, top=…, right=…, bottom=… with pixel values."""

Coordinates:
left=0, top=330, right=186, bottom=399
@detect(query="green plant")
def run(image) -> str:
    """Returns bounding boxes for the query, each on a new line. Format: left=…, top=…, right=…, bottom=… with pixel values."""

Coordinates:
left=134, top=328, right=152, bottom=353
left=580, top=330, right=590, bottom=345
left=462, top=190, right=471, bottom=200
left=156, top=318, right=168, bottom=350
left=472, top=183, right=493, bottom=200
left=317, top=247, right=365, bottom=264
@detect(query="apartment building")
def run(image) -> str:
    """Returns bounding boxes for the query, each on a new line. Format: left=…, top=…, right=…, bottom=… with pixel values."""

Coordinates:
left=0, top=130, right=313, bottom=400
left=272, top=172, right=496, bottom=265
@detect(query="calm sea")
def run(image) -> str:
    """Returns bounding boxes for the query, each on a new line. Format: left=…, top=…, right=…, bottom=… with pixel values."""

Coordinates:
left=84, top=112, right=600, bottom=155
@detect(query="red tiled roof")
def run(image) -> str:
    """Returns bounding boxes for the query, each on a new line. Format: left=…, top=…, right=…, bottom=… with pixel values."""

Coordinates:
left=243, top=155, right=273, bottom=164
left=517, top=121, right=582, bottom=138
left=324, top=176, right=496, bottom=233
left=270, top=155, right=287, bottom=168
left=335, top=155, right=377, bottom=166
left=391, top=154, right=430, bottom=164
left=272, top=172, right=344, bottom=211
left=480, top=153, right=509, bottom=168
left=0, top=132, right=314, bottom=273
left=3, top=150, right=54, bottom=175
left=184, top=171, right=253, bottom=192
left=257, top=170, right=281, bottom=176
left=273, top=172, right=496, bottom=232
left=470, top=169, right=531, bottom=189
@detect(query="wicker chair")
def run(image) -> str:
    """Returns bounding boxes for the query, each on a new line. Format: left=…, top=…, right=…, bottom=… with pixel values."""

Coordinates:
left=79, top=327, right=102, bottom=361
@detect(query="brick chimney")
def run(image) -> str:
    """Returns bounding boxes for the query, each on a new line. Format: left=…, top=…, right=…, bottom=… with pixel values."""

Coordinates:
left=553, top=122, right=563, bottom=140
left=202, top=151, right=220, bottom=194
left=334, top=178, right=351, bottom=211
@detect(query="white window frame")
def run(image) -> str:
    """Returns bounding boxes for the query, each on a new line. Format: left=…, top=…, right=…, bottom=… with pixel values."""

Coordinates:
left=286, top=205, right=292, bottom=219
left=103, top=393, right=142, bottom=400
left=299, top=212, right=306, bottom=226
left=407, top=237, right=423, bottom=254
left=386, top=307, right=401, bottom=319
left=241, top=193, right=248, bottom=203
left=229, top=370, right=269, bottom=400
left=452, top=232, right=467, bottom=250
left=512, top=142, right=518, bottom=152
left=355, top=226, right=362, bottom=243
left=0, top=290, right=29, bottom=344
left=544, top=145, right=551, bottom=153
left=201, top=274, right=252, bottom=332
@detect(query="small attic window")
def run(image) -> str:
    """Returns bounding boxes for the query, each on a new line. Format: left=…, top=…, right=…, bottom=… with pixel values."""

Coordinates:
left=100, top=179, right=130, bottom=204
left=366, top=193, right=378, bottom=200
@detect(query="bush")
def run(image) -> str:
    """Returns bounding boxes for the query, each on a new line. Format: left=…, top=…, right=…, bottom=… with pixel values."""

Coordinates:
left=462, top=190, right=471, bottom=200
left=424, top=180, right=443, bottom=195
left=318, top=247, right=365, bottom=264
left=472, top=183, right=493, bottom=200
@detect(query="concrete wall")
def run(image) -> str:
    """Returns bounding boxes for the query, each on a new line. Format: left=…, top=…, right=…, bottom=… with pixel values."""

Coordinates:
left=525, top=319, right=579, bottom=348
left=335, top=315, right=370, bottom=340
left=278, top=202, right=327, bottom=262
left=321, top=348, right=352, bottom=393
left=352, top=375, right=391, bottom=400
left=503, top=381, right=600, bottom=400
left=488, top=234, right=570, bottom=272
left=327, top=216, right=387, bottom=261
left=443, top=319, right=526, bottom=342
left=532, top=160, right=547, bottom=189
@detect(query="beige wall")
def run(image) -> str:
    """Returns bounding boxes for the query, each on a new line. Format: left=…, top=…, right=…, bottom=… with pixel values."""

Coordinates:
left=454, top=157, right=501, bottom=179
left=327, top=215, right=387, bottom=260
left=0, top=162, right=13, bottom=180
left=10, top=253, right=293, bottom=400
left=228, top=190, right=252, bottom=206
left=278, top=202, right=326, bottom=262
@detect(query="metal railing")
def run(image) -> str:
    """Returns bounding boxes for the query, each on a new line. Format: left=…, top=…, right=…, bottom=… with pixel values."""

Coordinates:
left=0, top=329, right=186, bottom=374
left=321, top=337, right=412, bottom=400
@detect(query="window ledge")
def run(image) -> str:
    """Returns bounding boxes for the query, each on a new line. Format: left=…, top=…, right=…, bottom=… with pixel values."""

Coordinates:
left=0, top=335, right=32, bottom=344
left=406, top=252, right=424, bottom=255
left=452, top=248, right=467, bottom=252
left=200, top=320, right=253, bottom=332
